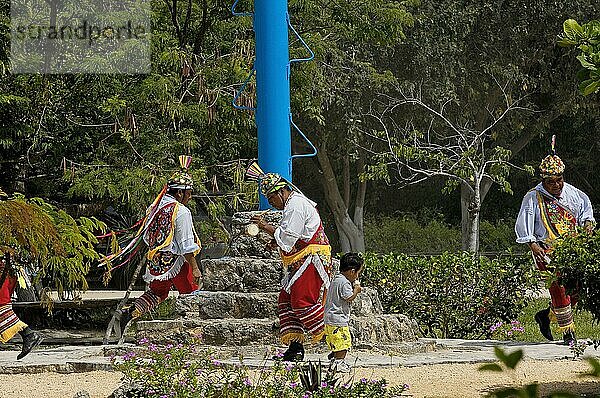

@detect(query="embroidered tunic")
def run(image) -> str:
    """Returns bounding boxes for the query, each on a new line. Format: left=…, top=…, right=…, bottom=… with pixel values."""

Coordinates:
left=142, top=195, right=201, bottom=283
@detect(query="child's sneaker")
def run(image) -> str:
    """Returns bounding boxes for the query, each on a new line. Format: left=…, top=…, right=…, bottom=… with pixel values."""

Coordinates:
left=333, top=359, right=351, bottom=373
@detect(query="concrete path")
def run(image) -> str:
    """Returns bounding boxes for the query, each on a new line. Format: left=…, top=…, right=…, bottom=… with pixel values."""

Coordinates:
left=1, top=338, right=598, bottom=374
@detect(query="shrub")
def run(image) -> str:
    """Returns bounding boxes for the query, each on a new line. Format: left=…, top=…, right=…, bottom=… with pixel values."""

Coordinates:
left=479, top=219, right=523, bottom=253
left=0, top=194, right=105, bottom=299
left=362, top=251, right=539, bottom=339
left=551, top=230, right=600, bottom=321
left=112, top=340, right=408, bottom=398
left=364, top=214, right=460, bottom=253
left=364, top=214, right=521, bottom=254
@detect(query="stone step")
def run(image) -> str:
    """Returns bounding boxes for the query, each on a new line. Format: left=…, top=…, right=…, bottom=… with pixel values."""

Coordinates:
left=176, top=291, right=278, bottom=319
left=175, top=287, right=384, bottom=319
left=200, top=257, right=283, bottom=293
left=136, top=313, right=417, bottom=346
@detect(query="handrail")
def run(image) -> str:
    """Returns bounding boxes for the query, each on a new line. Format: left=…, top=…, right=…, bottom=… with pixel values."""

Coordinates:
left=287, top=13, right=315, bottom=64
left=290, top=118, right=318, bottom=159
left=231, top=0, right=252, bottom=17
left=232, top=65, right=256, bottom=111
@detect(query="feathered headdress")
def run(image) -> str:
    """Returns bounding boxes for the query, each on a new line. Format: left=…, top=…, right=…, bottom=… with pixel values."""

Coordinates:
left=245, top=161, right=289, bottom=195
left=539, top=135, right=565, bottom=178
left=168, top=155, right=194, bottom=190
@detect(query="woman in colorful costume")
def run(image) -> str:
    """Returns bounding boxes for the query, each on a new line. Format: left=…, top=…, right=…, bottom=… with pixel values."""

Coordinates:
left=102, top=156, right=202, bottom=333
left=0, top=253, right=43, bottom=359
left=247, top=162, right=332, bottom=361
left=0, top=188, right=43, bottom=360
left=515, top=137, right=594, bottom=345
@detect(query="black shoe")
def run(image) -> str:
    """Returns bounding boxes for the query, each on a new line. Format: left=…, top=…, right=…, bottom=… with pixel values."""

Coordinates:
left=563, top=331, right=576, bottom=346
left=17, top=331, right=43, bottom=360
left=278, top=342, right=305, bottom=362
left=534, top=308, right=554, bottom=341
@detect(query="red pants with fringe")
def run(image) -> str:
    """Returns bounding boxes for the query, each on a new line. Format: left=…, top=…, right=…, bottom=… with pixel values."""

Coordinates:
left=278, top=263, right=325, bottom=344
left=132, top=261, right=197, bottom=317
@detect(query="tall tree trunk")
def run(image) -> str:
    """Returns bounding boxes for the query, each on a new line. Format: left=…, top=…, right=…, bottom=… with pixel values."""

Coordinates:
left=460, top=183, right=480, bottom=252
left=316, top=142, right=365, bottom=252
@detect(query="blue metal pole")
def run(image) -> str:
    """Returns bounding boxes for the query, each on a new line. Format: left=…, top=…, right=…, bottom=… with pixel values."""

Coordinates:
left=254, top=0, right=292, bottom=209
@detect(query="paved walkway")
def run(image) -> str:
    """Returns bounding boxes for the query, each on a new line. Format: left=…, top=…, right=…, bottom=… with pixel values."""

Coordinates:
left=0, top=338, right=597, bottom=374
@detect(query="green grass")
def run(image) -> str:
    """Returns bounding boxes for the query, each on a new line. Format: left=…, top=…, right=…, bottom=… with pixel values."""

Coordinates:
left=509, top=298, right=600, bottom=342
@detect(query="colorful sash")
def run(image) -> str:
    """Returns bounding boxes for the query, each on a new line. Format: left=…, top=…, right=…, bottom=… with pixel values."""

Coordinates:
left=280, top=223, right=331, bottom=267
left=280, top=222, right=332, bottom=293
left=536, top=191, right=577, bottom=244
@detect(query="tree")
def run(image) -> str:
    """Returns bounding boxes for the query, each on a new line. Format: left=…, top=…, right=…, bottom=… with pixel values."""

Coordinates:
left=0, top=1, right=258, bottom=215
left=558, top=19, right=600, bottom=96
left=362, top=80, right=534, bottom=251
left=0, top=193, right=105, bottom=299
left=287, top=0, right=416, bottom=252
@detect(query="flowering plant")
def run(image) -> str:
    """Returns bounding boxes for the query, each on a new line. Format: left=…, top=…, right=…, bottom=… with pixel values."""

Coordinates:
left=489, top=320, right=525, bottom=341
left=112, top=340, right=409, bottom=398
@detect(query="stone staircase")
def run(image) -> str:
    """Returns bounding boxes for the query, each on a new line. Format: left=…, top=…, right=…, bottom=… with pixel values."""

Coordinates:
left=136, top=211, right=419, bottom=347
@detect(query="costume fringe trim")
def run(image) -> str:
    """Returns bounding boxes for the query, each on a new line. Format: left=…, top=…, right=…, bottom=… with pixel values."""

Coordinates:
left=142, top=258, right=184, bottom=283
left=556, top=322, right=575, bottom=333
left=284, top=254, right=331, bottom=293
left=281, top=332, right=305, bottom=345
left=0, top=321, right=27, bottom=343
left=281, top=244, right=331, bottom=266
left=311, top=329, right=325, bottom=344
left=552, top=304, right=574, bottom=330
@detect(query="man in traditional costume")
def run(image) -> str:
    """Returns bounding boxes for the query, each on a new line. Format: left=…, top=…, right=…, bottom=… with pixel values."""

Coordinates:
left=0, top=188, right=43, bottom=360
left=246, top=162, right=332, bottom=361
left=105, top=156, right=202, bottom=332
left=515, top=137, right=594, bottom=345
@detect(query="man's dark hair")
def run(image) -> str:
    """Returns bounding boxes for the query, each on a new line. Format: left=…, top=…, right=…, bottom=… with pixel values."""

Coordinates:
left=167, top=187, right=187, bottom=196
left=339, top=252, right=363, bottom=272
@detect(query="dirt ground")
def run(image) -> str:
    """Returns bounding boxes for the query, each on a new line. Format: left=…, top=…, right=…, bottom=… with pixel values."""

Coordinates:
left=0, top=359, right=598, bottom=397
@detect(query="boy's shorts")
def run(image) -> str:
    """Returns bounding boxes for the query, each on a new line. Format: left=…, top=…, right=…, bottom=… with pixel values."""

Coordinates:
left=325, top=324, right=352, bottom=352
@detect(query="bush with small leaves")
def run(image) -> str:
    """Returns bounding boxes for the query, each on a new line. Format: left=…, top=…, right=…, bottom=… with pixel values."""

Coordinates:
left=362, top=251, right=539, bottom=339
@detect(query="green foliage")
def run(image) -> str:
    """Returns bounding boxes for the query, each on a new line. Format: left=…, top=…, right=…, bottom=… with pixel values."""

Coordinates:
left=559, top=19, right=600, bottom=96
left=479, top=220, right=523, bottom=253
left=362, top=252, right=539, bottom=338
left=364, top=214, right=520, bottom=253
left=550, top=230, right=600, bottom=322
left=0, top=194, right=105, bottom=298
left=364, top=214, right=460, bottom=253
left=113, top=340, right=408, bottom=398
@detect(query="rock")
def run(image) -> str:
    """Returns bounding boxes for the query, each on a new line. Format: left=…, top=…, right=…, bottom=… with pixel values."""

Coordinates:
left=350, top=314, right=419, bottom=344
left=183, top=318, right=280, bottom=346
left=135, top=313, right=417, bottom=346
left=351, top=287, right=384, bottom=316
left=175, top=291, right=278, bottom=319
left=73, top=391, right=90, bottom=398
left=201, top=257, right=283, bottom=293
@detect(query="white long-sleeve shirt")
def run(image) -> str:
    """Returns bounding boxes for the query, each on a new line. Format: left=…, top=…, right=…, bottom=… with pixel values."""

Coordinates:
left=515, top=182, right=595, bottom=244
left=274, top=192, right=321, bottom=252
